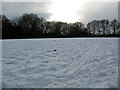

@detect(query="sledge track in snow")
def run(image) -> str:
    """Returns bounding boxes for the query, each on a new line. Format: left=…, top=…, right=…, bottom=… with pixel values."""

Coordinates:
left=67, top=43, right=100, bottom=73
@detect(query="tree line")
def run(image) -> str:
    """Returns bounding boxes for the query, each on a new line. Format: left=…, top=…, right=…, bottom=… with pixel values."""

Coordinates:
left=1, top=13, right=120, bottom=39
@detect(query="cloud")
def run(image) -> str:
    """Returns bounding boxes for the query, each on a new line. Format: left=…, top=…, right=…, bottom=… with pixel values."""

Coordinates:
left=2, top=0, right=51, bottom=2
left=77, top=2, right=118, bottom=24
left=2, top=2, right=118, bottom=24
left=2, top=0, right=119, bottom=2
left=118, top=2, right=120, bottom=22
left=0, top=3, right=1, bottom=14
left=2, top=2, right=52, bottom=20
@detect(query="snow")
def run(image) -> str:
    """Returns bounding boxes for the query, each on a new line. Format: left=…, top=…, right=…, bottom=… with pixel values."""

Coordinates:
left=0, top=40, right=2, bottom=90
left=2, top=38, right=118, bottom=88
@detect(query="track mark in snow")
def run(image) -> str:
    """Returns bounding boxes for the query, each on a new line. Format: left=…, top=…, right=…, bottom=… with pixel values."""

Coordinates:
left=65, top=43, right=100, bottom=76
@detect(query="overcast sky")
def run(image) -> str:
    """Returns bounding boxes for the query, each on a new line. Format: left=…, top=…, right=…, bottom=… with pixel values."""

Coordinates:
left=2, top=0, right=119, bottom=24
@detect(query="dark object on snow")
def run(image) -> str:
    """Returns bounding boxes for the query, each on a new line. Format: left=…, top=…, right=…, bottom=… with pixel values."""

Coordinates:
left=54, top=50, right=56, bottom=51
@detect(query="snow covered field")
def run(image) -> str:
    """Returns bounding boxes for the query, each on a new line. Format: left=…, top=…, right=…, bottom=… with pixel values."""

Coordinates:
left=2, top=38, right=118, bottom=88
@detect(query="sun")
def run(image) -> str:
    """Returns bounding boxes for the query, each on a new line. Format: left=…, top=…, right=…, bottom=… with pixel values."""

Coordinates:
left=49, top=0, right=83, bottom=23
